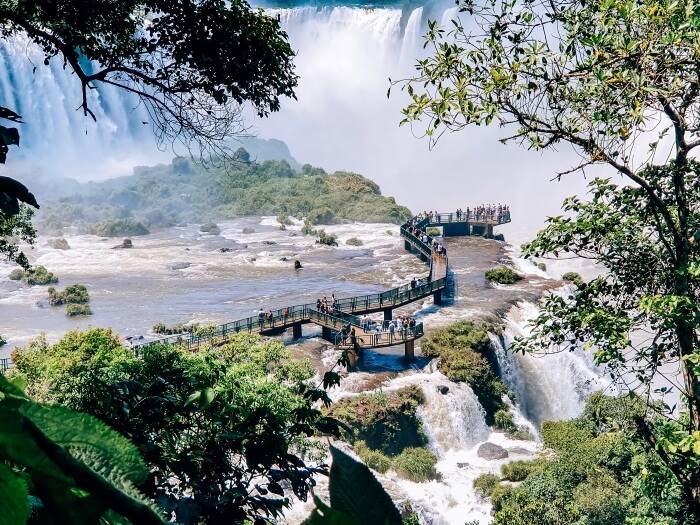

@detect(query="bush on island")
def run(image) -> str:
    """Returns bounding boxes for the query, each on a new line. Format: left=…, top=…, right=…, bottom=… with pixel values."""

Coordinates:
left=426, top=227, right=441, bottom=237
left=48, top=284, right=90, bottom=306
left=316, top=230, right=338, bottom=246
left=277, top=214, right=293, bottom=226
left=354, top=441, right=392, bottom=474
left=87, top=219, right=150, bottom=237
left=346, top=237, right=363, bottom=246
left=500, top=459, right=547, bottom=482
left=327, top=385, right=428, bottom=456
left=485, top=266, right=523, bottom=284
left=9, top=266, right=59, bottom=285
left=66, top=303, right=92, bottom=317
left=199, top=223, right=221, bottom=235
left=494, top=408, right=518, bottom=434
left=392, top=447, right=438, bottom=482
left=562, top=271, right=583, bottom=286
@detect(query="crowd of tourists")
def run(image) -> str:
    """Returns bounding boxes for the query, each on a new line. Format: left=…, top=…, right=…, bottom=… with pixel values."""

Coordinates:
left=315, top=293, right=337, bottom=314
left=404, top=220, right=447, bottom=258
left=452, top=204, right=510, bottom=223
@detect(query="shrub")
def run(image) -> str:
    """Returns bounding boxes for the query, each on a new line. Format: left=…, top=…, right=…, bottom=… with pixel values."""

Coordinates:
left=536, top=262, right=547, bottom=271
left=10, top=266, right=59, bottom=285
left=199, top=223, right=220, bottom=235
left=485, top=266, right=523, bottom=284
left=316, top=230, right=338, bottom=246
left=87, top=219, right=149, bottom=237
left=346, top=237, right=363, bottom=246
left=501, top=460, right=547, bottom=482
left=327, top=386, right=427, bottom=455
left=354, top=442, right=392, bottom=473
left=426, top=227, right=441, bottom=236
left=66, top=303, right=92, bottom=317
left=301, top=220, right=317, bottom=236
left=392, top=447, right=438, bottom=482
left=241, top=227, right=256, bottom=234
left=562, top=272, right=583, bottom=286
left=152, top=322, right=195, bottom=335
left=277, top=214, right=293, bottom=226
left=193, top=324, right=218, bottom=338
left=48, top=284, right=90, bottom=306
left=473, top=473, right=500, bottom=498
left=494, top=408, right=518, bottom=433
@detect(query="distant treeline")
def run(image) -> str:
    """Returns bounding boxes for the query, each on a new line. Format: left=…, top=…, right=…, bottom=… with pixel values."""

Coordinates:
left=37, top=153, right=412, bottom=236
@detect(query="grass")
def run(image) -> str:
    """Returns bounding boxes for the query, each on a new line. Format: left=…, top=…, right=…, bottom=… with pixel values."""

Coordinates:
left=485, top=266, right=523, bottom=284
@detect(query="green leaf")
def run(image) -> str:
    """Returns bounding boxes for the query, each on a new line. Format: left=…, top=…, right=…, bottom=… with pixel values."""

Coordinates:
left=328, top=446, right=401, bottom=525
left=302, top=496, right=359, bottom=525
left=0, top=461, right=30, bottom=525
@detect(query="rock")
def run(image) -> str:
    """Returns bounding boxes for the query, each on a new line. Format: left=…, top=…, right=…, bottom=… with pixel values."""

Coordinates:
left=262, top=240, right=277, bottom=245
left=456, top=462, right=470, bottom=469
left=199, top=222, right=221, bottom=235
left=220, top=247, right=234, bottom=253
left=112, top=239, right=133, bottom=249
left=168, top=262, right=191, bottom=270
left=280, top=256, right=288, bottom=261
left=437, top=385, right=450, bottom=395
left=477, top=442, right=509, bottom=460
left=48, top=238, right=70, bottom=250
left=288, top=232, right=298, bottom=237
left=507, top=447, right=532, bottom=455
left=294, top=260, right=303, bottom=269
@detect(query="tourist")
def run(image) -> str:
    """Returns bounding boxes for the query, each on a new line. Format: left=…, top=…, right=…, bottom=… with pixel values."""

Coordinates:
left=411, top=277, right=417, bottom=289
left=258, top=308, right=265, bottom=329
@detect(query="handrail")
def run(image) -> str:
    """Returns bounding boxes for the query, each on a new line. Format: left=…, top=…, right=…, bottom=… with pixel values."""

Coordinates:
left=428, top=211, right=511, bottom=225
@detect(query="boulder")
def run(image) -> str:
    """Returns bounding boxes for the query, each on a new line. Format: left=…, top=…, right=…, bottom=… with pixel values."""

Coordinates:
left=168, top=262, right=191, bottom=270
left=112, top=239, right=133, bottom=249
left=477, top=442, right=509, bottom=460
left=437, top=385, right=450, bottom=395
left=280, top=256, right=288, bottom=261
left=262, top=240, right=277, bottom=245
left=294, top=260, right=303, bottom=269
left=48, top=238, right=70, bottom=250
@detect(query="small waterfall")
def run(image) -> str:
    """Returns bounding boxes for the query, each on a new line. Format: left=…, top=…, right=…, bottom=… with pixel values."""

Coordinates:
left=398, top=7, right=424, bottom=71
left=497, top=301, right=613, bottom=425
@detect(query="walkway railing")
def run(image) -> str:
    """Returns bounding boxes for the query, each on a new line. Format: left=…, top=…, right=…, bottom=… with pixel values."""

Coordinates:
left=428, top=211, right=511, bottom=225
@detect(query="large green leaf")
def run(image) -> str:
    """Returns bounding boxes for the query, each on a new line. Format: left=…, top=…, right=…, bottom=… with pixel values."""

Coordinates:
left=328, top=446, right=401, bottom=525
left=302, top=496, right=359, bottom=525
left=21, top=404, right=148, bottom=485
left=0, top=461, right=30, bottom=525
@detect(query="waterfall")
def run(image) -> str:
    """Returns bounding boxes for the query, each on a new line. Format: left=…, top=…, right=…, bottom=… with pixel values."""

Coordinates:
left=0, top=33, right=163, bottom=179
left=398, top=7, right=424, bottom=71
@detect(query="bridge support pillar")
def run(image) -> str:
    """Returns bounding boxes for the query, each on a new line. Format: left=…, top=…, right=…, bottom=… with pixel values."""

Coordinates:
left=486, top=225, right=494, bottom=238
left=404, top=240, right=411, bottom=251
left=384, top=309, right=392, bottom=321
left=420, top=253, right=429, bottom=262
left=292, top=322, right=302, bottom=339
left=442, top=222, right=469, bottom=237
left=433, top=290, right=443, bottom=305
left=404, top=339, right=415, bottom=360
left=346, top=347, right=360, bottom=370
left=321, top=326, right=334, bottom=342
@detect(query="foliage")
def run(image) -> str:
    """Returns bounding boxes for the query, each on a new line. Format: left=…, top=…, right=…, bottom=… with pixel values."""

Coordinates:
left=397, top=0, right=700, bottom=508
left=86, top=218, right=150, bottom=237
left=0, top=205, right=35, bottom=268
left=426, top=227, right=441, bottom=236
left=421, top=321, right=510, bottom=424
left=11, top=329, right=341, bottom=523
left=345, top=237, right=363, bottom=246
left=473, top=473, right=500, bottom=498
left=562, top=272, right=583, bottom=286
left=317, top=230, right=338, bottom=246
left=302, top=446, right=402, bottom=525
left=151, top=322, right=195, bottom=335
left=0, top=374, right=162, bottom=524
left=392, top=447, right=438, bottom=482
left=353, top=441, right=392, bottom=474
left=486, top=394, right=694, bottom=525
left=48, top=284, right=90, bottom=306
left=277, top=214, right=293, bottom=226
left=9, top=264, right=58, bottom=285
left=65, top=303, right=93, bottom=317
left=485, top=266, right=523, bottom=285
left=494, top=408, right=518, bottom=433
left=199, top=222, right=220, bottom=235
left=327, top=386, right=428, bottom=456
left=38, top=157, right=412, bottom=233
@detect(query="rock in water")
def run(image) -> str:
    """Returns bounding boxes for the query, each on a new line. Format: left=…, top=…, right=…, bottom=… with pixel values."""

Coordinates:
left=477, top=442, right=509, bottom=460
left=113, top=238, right=133, bottom=249
left=48, top=238, right=70, bottom=250
left=168, top=262, right=191, bottom=270
left=294, top=260, right=303, bottom=269
left=437, top=385, right=450, bottom=395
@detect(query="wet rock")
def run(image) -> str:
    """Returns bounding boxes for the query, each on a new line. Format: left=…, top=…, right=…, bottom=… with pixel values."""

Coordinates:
left=294, top=260, right=303, bottom=269
left=199, top=222, right=221, bottom=235
left=288, top=232, right=298, bottom=237
left=507, top=447, right=532, bottom=455
left=437, top=385, right=450, bottom=395
left=456, top=462, right=470, bottom=469
left=48, top=238, right=70, bottom=250
left=280, top=257, right=288, bottom=261
left=168, top=262, right=191, bottom=270
left=112, top=239, right=133, bottom=249
left=477, top=442, right=509, bottom=460
left=220, top=247, right=234, bottom=253
left=262, top=240, right=277, bottom=245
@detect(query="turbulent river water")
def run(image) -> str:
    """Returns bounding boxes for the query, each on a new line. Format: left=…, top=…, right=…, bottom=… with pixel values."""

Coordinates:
left=0, top=219, right=611, bottom=524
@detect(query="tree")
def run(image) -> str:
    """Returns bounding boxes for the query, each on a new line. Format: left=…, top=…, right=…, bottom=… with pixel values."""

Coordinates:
left=11, top=329, right=341, bottom=523
left=394, top=0, right=700, bottom=511
left=0, top=0, right=297, bottom=266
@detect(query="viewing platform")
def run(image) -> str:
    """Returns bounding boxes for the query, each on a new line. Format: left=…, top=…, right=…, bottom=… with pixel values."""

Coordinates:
left=1, top=206, right=510, bottom=373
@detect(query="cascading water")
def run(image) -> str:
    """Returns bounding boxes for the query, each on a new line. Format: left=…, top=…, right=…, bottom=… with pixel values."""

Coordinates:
left=0, top=33, right=164, bottom=179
